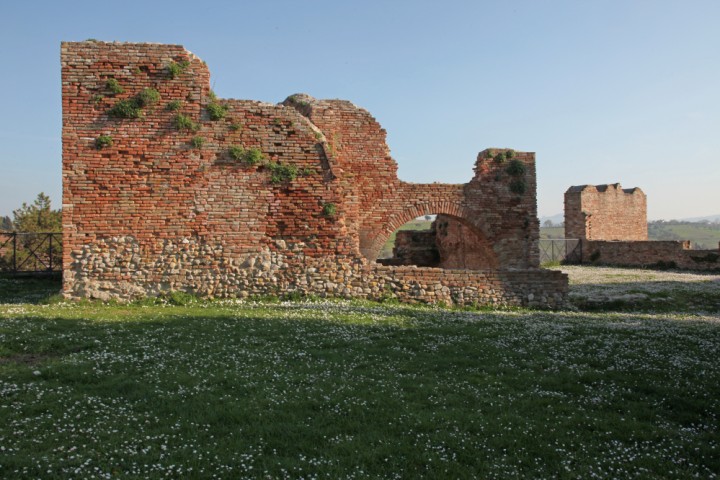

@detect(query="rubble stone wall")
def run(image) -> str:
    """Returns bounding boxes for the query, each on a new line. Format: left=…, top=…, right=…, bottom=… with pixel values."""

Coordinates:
left=565, top=184, right=647, bottom=240
left=61, top=41, right=567, bottom=307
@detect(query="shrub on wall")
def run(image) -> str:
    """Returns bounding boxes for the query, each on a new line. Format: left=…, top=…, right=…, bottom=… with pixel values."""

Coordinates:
left=505, top=159, right=526, bottom=176
left=107, top=88, right=160, bottom=119
left=167, top=60, right=190, bottom=79
left=166, top=100, right=182, bottom=111
left=174, top=114, right=199, bottom=132
left=105, top=78, right=123, bottom=94
left=135, top=88, right=160, bottom=107
left=108, top=99, right=142, bottom=119
left=190, top=136, right=205, bottom=149
left=267, top=162, right=299, bottom=184
left=206, top=102, right=228, bottom=121
left=228, top=146, right=264, bottom=165
left=322, top=203, right=337, bottom=217
left=95, top=135, right=113, bottom=149
left=509, top=179, right=527, bottom=195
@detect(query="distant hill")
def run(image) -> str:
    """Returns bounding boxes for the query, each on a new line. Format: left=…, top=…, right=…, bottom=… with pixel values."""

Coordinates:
left=676, top=214, right=720, bottom=223
left=539, top=213, right=563, bottom=226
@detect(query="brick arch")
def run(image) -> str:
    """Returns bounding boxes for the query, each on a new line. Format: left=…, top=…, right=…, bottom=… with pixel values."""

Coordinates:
left=361, top=201, right=490, bottom=261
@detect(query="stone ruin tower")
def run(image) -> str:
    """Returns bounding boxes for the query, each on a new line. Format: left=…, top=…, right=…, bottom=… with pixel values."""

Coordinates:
left=61, top=41, right=567, bottom=307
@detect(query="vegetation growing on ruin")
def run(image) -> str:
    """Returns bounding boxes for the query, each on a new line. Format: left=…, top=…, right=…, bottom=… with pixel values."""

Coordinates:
left=228, top=146, right=264, bottom=166
left=165, top=100, right=182, bottom=111
left=105, top=78, right=123, bottom=94
left=173, top=114, right=199, bottom=132
left=107, top=88, right=160, bottom=119
left=506, top=158, right=526, bottom=176
left=94, top=135, right=113, bottom=149
left=322, top=202, right=337, bottom=217
left=509, top=178, right=527, bottom=195
left=190, top=136, right=205, bottom=149
left=267, top=162, right=299, bottom=184
left=206, top=101, right=228, bottom=121
left=135, top=88, right=160, bottom=107
left=166, top=60, right=190, bottom=79
left=108, top=99, right=143, bottom=119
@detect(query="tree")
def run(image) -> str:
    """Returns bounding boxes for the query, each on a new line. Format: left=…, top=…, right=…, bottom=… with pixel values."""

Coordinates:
left=543, top=219, right=554, bottom=228
left=0, top=216, right=11, bottom=232
left=12, top=192, right=61, bottom=232
left=1, top=193, right=62, bottom=272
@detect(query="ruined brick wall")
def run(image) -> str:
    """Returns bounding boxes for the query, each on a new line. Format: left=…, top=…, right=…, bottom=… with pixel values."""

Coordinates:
left=564, top=184, right=647, bottom=240
left=382, top=215, right=499, bottom=270
left=581, top=240, right=720, bottom=271
left=389, top=230, right=439, bottom=267
left=62, top=41, right=566, bottom=307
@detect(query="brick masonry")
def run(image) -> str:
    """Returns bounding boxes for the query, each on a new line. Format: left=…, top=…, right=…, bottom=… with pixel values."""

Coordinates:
left=565, top=184, right=647, bottom=240
left=580, top=240, right=720, bottom=271
left=61, top=41, right=567, bottom=307
left=381, top=215, right=499, bottom=270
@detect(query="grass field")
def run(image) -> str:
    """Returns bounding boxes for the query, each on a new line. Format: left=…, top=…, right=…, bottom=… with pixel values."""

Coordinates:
left=648, top=222, right=720, bottom=249
left=1, top=271, right=719, bottom=479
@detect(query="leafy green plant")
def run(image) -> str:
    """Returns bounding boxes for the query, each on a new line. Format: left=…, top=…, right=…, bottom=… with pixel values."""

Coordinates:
left=108, top=99, right=142, bottom=119
left=301, top=167, right=316, bottom=176
left=244, top=148, right=264, bottom=165
left=95, top=135, right=113, bottom=149
left=167, top=60, right=190, bottom=79
left=229, top=122, right=243, bottom=131
left=190, top=136, right=205, bottom=149
left=228, top=146, right=264, bottom=165
left=228, top=146, right=244, bottom=161
left=505, top=159, right=526, bottom=176
left=174, top=114, right=199, bottom=132
left=208, top=90, right=218, bottom=101
left=206, top=102, right=228, bottom=121
left=273, top=118, right=282, bottom=127
left=166, top=100, right=182, bottom=111
left=267, top=162, right=299, bottom=184
left=135, top=88, right=160, bottom=107
left=105, top=78, right=123, bottom=94
left=509, top=179, right=527, bottom=195
left=107, top=89, right=160, bottom=119
left=322, top=203, right=337, bottom=217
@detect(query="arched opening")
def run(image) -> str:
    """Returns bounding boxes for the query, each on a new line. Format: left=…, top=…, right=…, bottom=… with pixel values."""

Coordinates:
left=375, top=213, right=499, bottom=270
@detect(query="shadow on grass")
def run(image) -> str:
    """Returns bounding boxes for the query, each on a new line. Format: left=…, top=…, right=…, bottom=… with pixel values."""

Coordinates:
left=0, top=274, right=62, bottom=304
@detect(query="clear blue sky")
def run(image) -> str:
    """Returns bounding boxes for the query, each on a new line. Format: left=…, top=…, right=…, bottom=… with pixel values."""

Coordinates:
left=1, top=0, right=718, bottom=221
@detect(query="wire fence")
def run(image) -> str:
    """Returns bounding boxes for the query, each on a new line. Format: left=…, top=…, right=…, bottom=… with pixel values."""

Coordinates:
left=539, top=238, right=582, bottom=265
left=0, top=232, right=63, bottom=274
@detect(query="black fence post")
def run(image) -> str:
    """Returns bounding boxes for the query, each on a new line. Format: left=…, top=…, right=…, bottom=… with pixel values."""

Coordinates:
left=12, top=233, right=17, bottom=273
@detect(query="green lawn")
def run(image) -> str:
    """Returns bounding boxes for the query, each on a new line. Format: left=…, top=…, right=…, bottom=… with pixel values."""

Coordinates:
left=1, top=275, right=719, bottom=478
